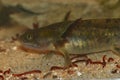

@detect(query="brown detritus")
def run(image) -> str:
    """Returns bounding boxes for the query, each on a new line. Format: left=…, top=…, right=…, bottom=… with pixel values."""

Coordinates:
left=11, top=33, right=20, bottom=42
left=33, top=22, right=39, bottom=29
left=0, top=47, right=6, bottom=52
left=0, top=75, right=4, bottom=80
left=115, top=62, right=118, bottom=64
left=111, top=69, right=118, bottom=74
left=15, top=33, right=20, bottom=38
left=52, top=75, right=58, bottom=79
left=11, top=36, right=16, bottom=41
left=67, top=70, right=74, bottom=75
left=12, top=70, right=41, bottom=77
left=108, top=57, right=114, bottom=62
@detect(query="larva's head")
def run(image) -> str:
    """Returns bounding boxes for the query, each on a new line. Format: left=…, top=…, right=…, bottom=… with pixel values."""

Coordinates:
left=17, top=21, right=72, bottom=49
left=17, top=29, right=40, bottom=48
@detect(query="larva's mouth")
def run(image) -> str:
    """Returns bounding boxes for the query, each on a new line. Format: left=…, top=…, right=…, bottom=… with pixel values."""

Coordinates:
left=16, top=41, right=50, bottom=50
left=15, top=41, right=44, bottom=53
left=18, top=43, right=46, bottom=53
left=17, top=41, right=40, bottom=49
left=17, top=41, right=56, bottom=54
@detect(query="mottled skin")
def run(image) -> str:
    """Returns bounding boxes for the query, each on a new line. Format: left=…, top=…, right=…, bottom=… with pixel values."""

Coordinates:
left=18, top=18, right=120, bottom=67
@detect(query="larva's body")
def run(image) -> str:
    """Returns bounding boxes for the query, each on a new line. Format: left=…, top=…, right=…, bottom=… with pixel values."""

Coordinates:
left=18, top=18, right=120, bottom=66
left=62, top=19, right=120, bottom=54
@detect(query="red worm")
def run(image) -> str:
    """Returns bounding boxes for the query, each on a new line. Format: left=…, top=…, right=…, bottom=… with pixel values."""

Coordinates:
left=102, top=55, right=107, bottom=68
left=0, top=75, right=4, bottom=80
left=0, top=70, right=3, bottom=73
left=86, top=55, right=107, bottom=68
left=86, top=59, right=103, bottom=65
left=3, top=68, right=11, bottom=75
left=108, top=57, right=114, bottom=62
left=50, top=66, right=65, bottom=71
left=116, top=64, right=120, bottom=68
left=50, top=63, right=78, bottom=71
left=12, top=70, right=41, bottom=77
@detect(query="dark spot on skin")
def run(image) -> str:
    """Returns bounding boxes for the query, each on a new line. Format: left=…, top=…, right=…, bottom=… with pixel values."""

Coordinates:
left=61, top=18, right=81, bottom=38
left=106, top=19, right=111, bottom=23
left=114, top=19, right=119, bottom=23
left=54, top=38, right=68, bottom=48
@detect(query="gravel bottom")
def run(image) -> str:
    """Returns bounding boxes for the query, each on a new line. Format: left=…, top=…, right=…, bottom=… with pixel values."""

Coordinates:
left=0, top=40, right=120, bottom=80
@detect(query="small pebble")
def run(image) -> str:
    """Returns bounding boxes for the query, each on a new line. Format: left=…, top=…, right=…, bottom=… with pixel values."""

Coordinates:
left=73, top=67, right=78, bottom=70
left=57, top=77, right=63, bottom=80
left=52, top=71, right=57, bottom=76
left=76, top=71, right=82, bottom=76
left=12, top=46, right=17, bottom=50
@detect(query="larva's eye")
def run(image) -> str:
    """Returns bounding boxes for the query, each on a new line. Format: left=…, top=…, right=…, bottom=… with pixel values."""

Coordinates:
left=26, top=34, right=33, bottom=40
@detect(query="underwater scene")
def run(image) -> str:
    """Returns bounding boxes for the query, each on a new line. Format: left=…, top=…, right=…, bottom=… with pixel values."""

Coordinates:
left=0, top=0, right=120, bottom=80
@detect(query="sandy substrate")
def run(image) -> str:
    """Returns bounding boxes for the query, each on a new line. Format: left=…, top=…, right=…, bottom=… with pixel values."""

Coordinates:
left=0, top=0, right=120, bottom=79
left=0, top=40, right=119, bottom=80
